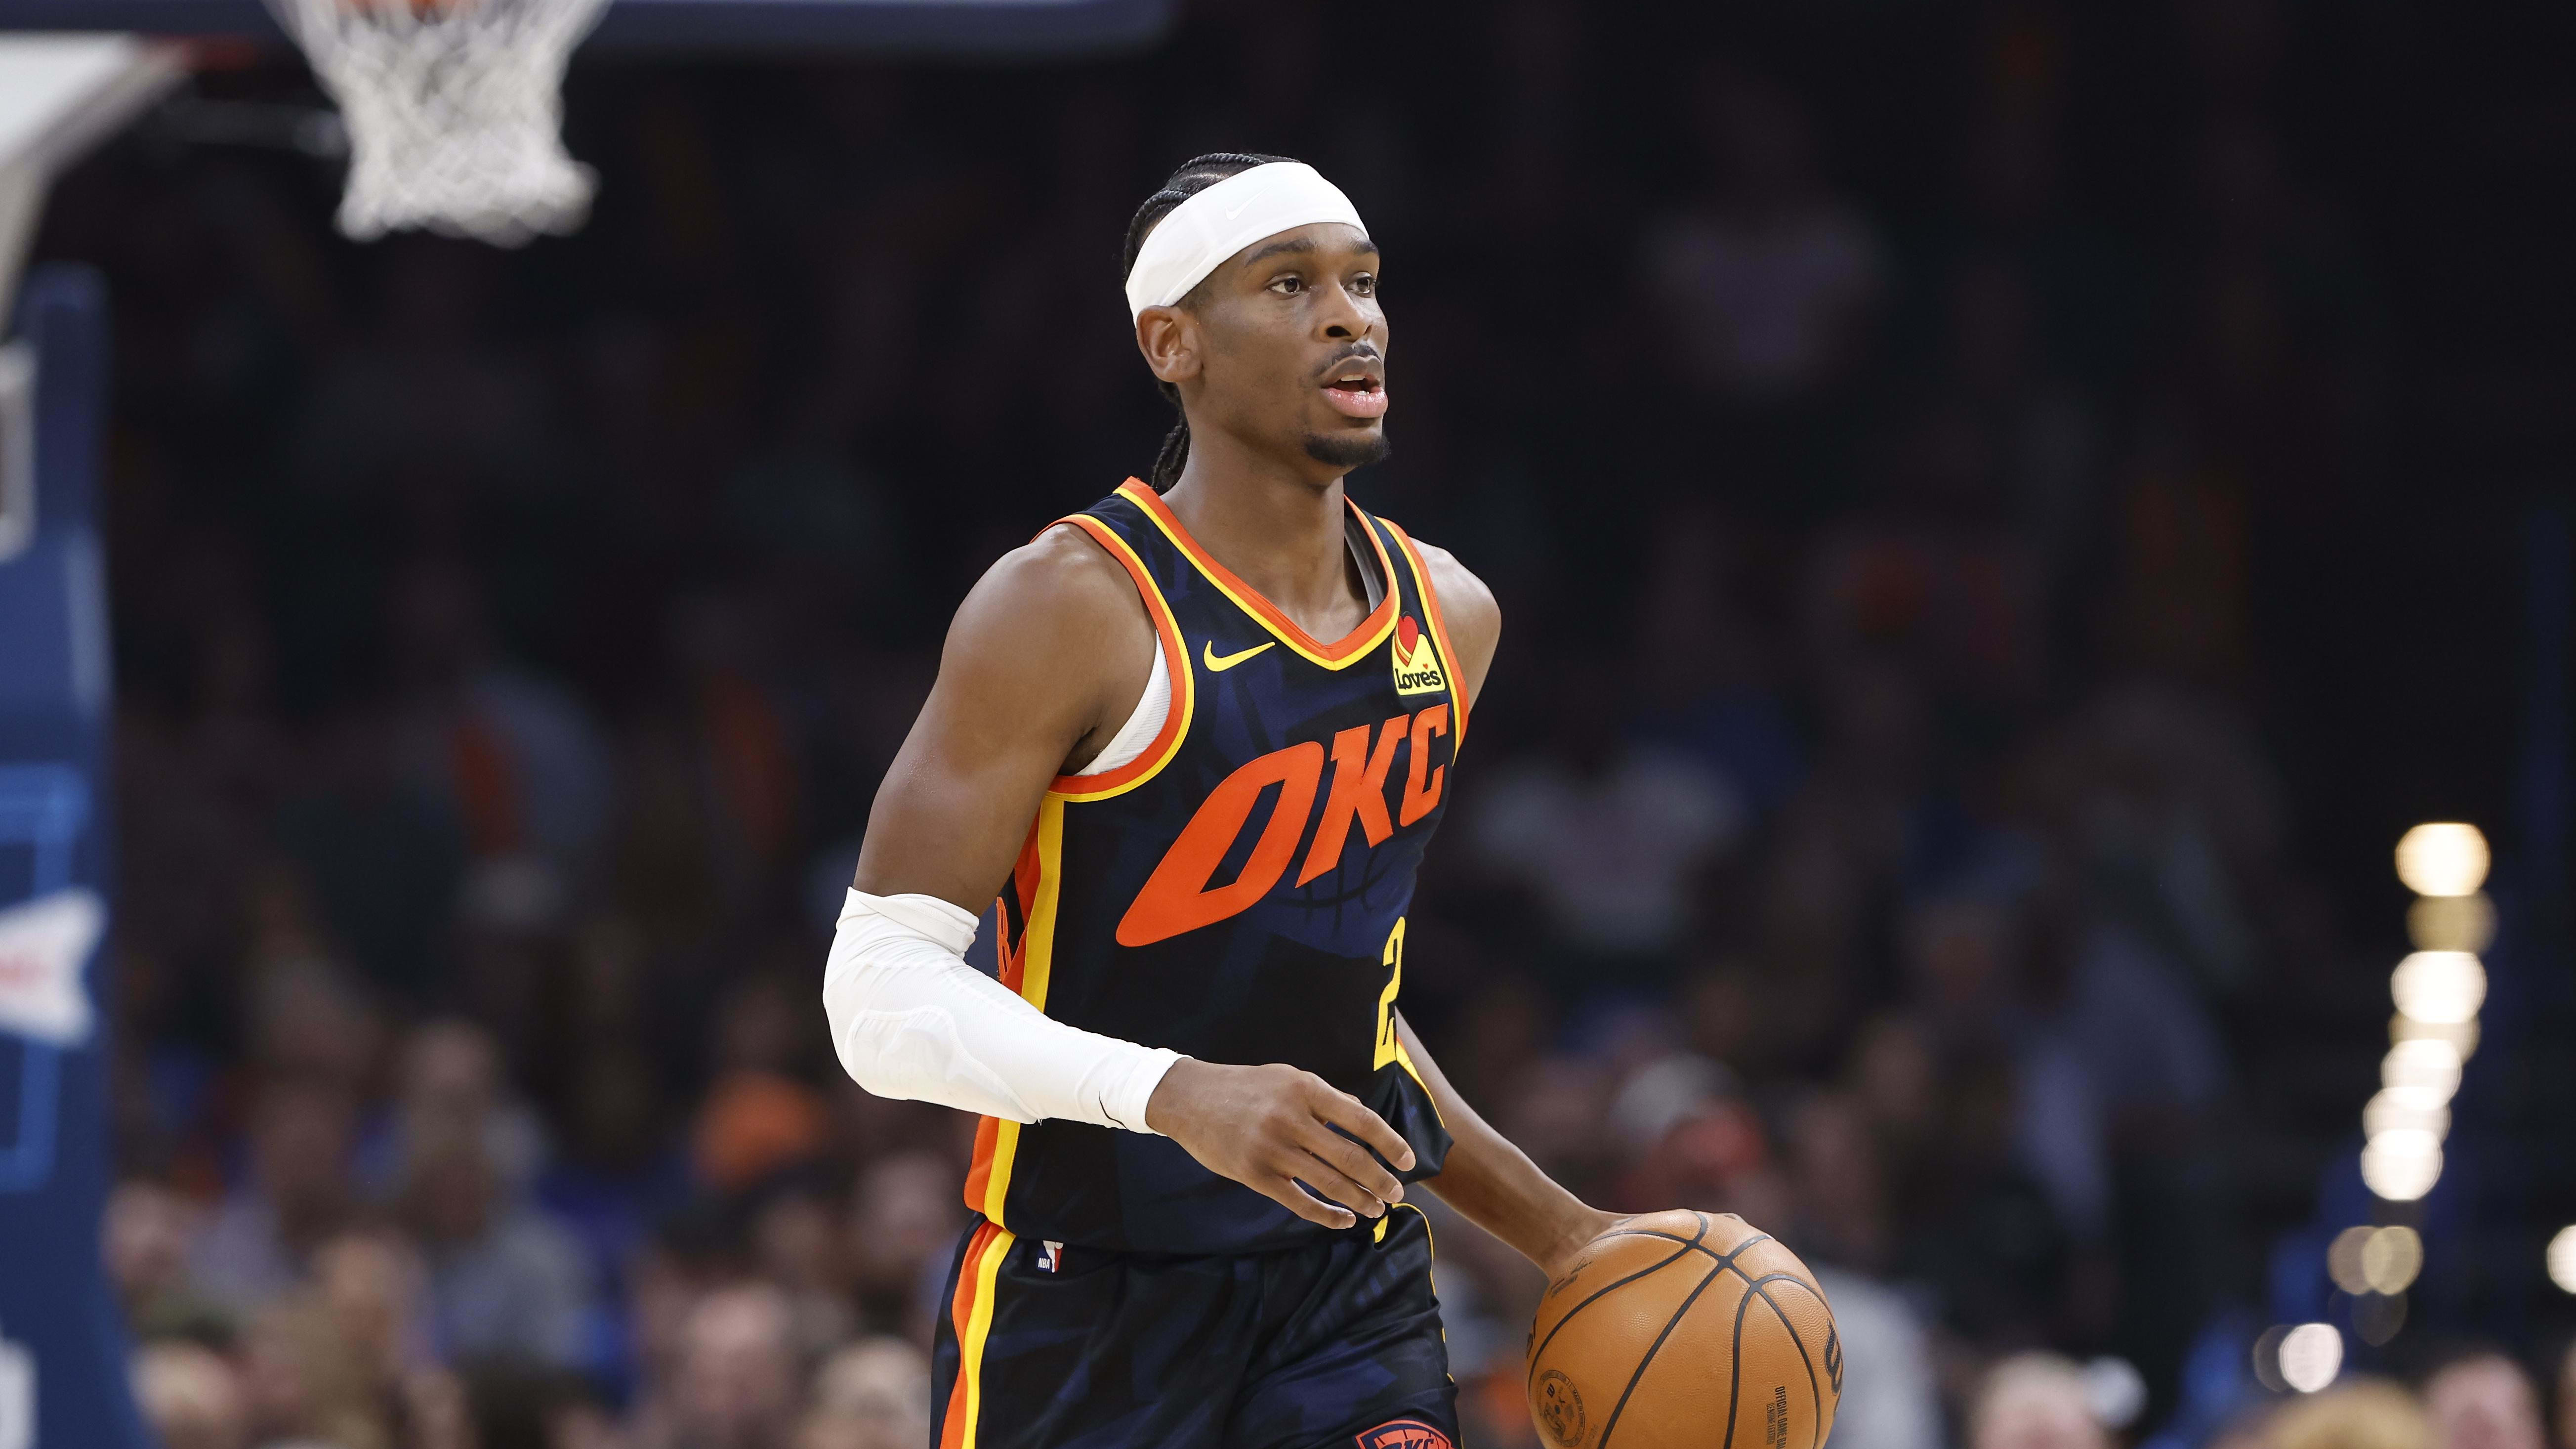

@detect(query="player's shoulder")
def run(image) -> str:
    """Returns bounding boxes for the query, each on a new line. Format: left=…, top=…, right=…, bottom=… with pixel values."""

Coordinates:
left=944, top=519, right=1148, bottom=670
left=1395, top=532, right=1499, bottom=645
left=975, top=520, right=1140, bottom=612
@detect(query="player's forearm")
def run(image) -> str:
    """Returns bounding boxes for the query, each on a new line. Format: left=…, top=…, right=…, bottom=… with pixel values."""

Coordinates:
left=1397, top=1015, right=1613, bottom=1278
left=822, top=890, right=1180, bottom=1132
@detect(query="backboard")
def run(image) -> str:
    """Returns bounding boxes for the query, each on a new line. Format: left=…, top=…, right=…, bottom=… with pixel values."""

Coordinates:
left=0, top=0, right=1177, bottom=53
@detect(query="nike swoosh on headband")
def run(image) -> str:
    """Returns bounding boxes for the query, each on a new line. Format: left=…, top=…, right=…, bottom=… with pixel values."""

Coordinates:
left=1203, top=639, right=1278, bottom=672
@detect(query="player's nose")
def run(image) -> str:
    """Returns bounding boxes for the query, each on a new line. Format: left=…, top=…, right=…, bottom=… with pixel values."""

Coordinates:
left=1315, top=279, right=1378, bottom=341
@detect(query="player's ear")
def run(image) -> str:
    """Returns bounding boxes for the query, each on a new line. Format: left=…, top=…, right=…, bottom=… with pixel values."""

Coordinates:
left=1136, top=305, right=1202, bottom=386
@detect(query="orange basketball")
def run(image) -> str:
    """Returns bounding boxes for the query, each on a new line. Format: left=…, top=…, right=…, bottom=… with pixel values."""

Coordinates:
left=1526, top=1211, right=1841, bottom=1449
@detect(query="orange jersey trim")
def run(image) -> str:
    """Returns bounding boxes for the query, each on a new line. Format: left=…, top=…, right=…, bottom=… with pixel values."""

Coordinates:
left=1048, top=514, right=1194, bottom=801
left=940, top=1219, right=1012, bottom=1449
left=961, top=797, right=1064, bottom=1224
left=1384, top=520, right=1470, bottom=747
left=1115, top=478, right=1399, bottom=670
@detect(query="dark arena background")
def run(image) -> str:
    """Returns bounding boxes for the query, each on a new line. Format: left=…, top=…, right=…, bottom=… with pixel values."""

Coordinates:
left=0, top=2, right=2572, bottom=1447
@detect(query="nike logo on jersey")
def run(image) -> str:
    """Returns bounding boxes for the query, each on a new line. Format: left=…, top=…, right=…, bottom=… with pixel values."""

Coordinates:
left=1203, top=639, right=1277, bottom=673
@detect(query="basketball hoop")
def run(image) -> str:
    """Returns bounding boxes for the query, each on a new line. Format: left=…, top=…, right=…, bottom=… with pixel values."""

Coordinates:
left=263, top=0, right=613, bottom=246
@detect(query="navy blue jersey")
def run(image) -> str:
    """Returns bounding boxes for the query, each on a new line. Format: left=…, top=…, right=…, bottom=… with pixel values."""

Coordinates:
left=962, top=478, right=1465, bottom=1256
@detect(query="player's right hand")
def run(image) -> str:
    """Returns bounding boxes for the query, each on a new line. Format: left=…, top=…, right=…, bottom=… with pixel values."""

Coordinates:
left=1144, top=1059, right=1416, bottom=1230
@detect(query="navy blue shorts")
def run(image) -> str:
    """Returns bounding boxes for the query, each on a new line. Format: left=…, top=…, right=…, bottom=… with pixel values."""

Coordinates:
left=930, top=1205, right=1456, bottom=1449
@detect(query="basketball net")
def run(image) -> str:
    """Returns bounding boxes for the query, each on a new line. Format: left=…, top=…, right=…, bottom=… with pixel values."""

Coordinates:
left=263, top=0, right=613, bottom=246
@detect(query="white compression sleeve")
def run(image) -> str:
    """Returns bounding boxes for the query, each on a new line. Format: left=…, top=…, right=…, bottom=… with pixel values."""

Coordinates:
left=821, top=889, right=1181, bottom=1133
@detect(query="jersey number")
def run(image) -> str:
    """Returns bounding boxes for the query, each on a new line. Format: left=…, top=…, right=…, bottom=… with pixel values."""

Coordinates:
left=1373, top=918, right=1405, bottom=1070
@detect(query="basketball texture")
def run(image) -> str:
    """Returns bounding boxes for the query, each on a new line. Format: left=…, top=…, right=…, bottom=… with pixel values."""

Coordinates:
left=1526, top=1211, right=1841, bottom=1449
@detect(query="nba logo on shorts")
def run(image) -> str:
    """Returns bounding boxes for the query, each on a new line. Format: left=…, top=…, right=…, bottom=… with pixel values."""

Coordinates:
left=1037, top=1240, right=1063, bottom=1273
left=1356, top=1419, right=1452, bottom=1449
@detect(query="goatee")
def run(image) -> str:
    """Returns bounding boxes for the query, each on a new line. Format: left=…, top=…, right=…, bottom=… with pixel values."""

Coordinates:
left=1305, top=429, right=1391, bottom=471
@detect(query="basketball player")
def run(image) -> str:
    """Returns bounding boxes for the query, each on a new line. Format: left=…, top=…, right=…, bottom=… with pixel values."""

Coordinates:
left=823, top=154, right=1619, bottom=1449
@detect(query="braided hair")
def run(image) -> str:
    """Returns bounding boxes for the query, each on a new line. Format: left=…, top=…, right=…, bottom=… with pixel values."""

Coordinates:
left=1122, top=152, right=1297, bottom=492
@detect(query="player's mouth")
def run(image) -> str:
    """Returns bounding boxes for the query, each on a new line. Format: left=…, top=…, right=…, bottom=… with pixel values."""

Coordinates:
left=1319, top=361, right=1387, bottom=420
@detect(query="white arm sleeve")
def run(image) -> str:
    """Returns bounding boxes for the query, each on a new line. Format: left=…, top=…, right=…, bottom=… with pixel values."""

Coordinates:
left=821, top=889, right=1182, bottom=1133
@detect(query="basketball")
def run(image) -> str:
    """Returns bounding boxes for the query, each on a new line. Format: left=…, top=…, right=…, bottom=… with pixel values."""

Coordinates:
left=1527, top=1211, right=1841, bottom=1449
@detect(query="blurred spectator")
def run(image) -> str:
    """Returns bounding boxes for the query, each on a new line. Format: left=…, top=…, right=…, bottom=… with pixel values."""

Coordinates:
left=2556, top=1339, right=2576, bottom=1449
left=105, top=1179, right=216, bottom=1338
left=1625, top=507, right=1806, bottom=817
left=796, top=1337, right=931, bottom=1449
left=248, top=960, right=390, bottom=1097
left=693, top=973, right=833, bottom=1193
left=238, top=1291, right=398, bottom=1449
left=1811, top=1263, right=1942, bottom=1449
left=402, top=1124, right=595, bottom=1367
left=272, top=704, right=470, bottom=1000
left=752, top=1177, right=857, bottom=1358
left=1971, top=1354, right=2108, bottom=1449
left=1641, top=61, right=1884, bottom=407
left=369, top=1017, right=551, bottom=1200
left=1787, top=1094, right=1940, bottom=1449
left=192, top=1077, right=360, bottom=1316
left=2266, top=1379, right=2434, bottom=1449
left=636, top=1284, right=803, bottom=1449
left=131, top=1340, right=249, bottom=1449
left=1898, top=893, right=2108, bottom=1245
left=1785, top=1092, right=1893, bottom=1275
left=461, top=1359, right=624, bottom=1449
left=693, top=1073, right=828, bottom=1197
left=845, top=1151, right=965, bottom=1339
left=1470, top=658, right=1744, bottom=988
left=386, top=554, right=613, bottom=886
left=2423, top=1351, right=2548, bottom=1449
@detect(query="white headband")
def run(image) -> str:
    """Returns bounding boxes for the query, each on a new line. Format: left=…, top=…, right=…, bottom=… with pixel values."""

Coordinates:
left=1122, top=161, right=1367, bottom=319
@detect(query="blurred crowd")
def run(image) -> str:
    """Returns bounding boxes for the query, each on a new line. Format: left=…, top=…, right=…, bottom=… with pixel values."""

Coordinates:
left=24, top=0, right=2512, bottom=1445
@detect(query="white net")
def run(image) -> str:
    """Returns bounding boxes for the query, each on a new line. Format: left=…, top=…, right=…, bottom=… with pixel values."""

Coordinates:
left=265, top=0, right=614, bottom=246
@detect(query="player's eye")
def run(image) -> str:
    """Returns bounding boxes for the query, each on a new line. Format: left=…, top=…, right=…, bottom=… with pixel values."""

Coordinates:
left=1350, top=273, right=1376, bottom=298
left=1268, top=274, right=1306, bottom=296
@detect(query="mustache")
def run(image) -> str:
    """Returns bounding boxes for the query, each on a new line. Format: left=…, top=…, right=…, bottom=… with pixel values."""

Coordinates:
left=1315, top=343, right=1384, bottom=378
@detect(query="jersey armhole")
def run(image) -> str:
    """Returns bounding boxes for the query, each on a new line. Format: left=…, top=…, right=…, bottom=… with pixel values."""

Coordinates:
left=1382, top=519, right=1471, bottom=747
left=1044, top=515, right=1194, bottom=800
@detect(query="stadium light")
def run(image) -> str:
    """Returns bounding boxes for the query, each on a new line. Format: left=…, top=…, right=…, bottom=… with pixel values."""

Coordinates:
left=2381, top=1038, right=2463, bottom=1110
left=2395, top=824, right=2489, bottom=897
left=2549, top=1227, right=2576, bottom=1294
left=2327, top=1225, right=2425, bottom=1295
left=2407, top=894, right=2495, bottom=953
left=2391, top=952, right=2486, bottom=1025
left=2360, top=1130, right=2443, bottom=1201
left=2361, top=1089, right=2448, bottom=1141
left=2279, top=1323, right=2342, bottom=1393
left=2390, top=1014, right=2478, bottom=1060
left=2361, top=1226, right=2422, bottom=1293
left=2327, top=1227, right=2373, bottom=1293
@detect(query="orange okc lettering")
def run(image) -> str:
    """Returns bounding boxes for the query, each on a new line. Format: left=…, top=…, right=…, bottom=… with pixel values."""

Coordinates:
left=1400, top=703, right=1448, bottom=825
left=1116, top=741, right=1325, bottom=946
left=1295, top=716, right=1407, bottom=886
left=1116, top=704, right=1453, bottom=946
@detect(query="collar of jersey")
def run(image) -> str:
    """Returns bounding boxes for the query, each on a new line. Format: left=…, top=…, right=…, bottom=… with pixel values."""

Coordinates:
left=1117, top=478, right=1400, bottom=670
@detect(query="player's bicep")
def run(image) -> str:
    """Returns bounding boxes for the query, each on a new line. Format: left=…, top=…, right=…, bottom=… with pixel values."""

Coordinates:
left=853, top=544, right=1133, bottom=906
